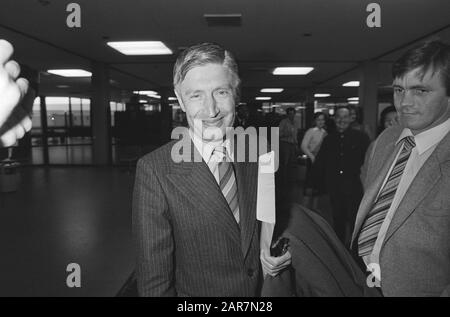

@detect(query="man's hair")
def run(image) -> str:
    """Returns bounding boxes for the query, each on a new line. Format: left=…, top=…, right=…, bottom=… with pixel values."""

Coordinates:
left=392, top=40, right=450, bottom=95
left=286, top=107, right=296, bottom=114
left=313, top=111, right=326, bottom=120
left=173, top=42, right=241, bottom=101
left=336, top=106, right=350, bottom=114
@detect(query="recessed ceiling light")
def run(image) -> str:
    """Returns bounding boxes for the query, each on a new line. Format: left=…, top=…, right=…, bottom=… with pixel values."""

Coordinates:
left=255, top=97, right=272, bottom=100
left=47, top=69, right=92, bottom=77
left=348, top=101, right=359, bottom=104
left=139, top=99, right=148, bottom=103
left=314, top=93, right=330, bottom=97
left=134, top=90, right=158, bottom=96
left=343, top=81, right=360, bottom=87
left=107, top=41, right=172, bottom=55
left=273, top=67, right=313, bottom=75
left=168, top=97, right=178, bottom=101
left=260, top=88, right=284, bottom=93
left=347, top=97, right=359, bottom=101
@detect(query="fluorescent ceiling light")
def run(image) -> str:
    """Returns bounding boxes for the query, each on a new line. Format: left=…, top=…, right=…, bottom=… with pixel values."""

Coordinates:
left=151, top=95, right=161, bottom=99
left=348, top=101, right=359, bottom=104
left=342, top=81, right=360, bottom=87
left=273, top=67, right=313, bottom=75
left=347, top=97, right=359, bottom=101
left=168, top=97, right=178, bottom=101
left=139, top=99, right=148, bottom=103
left=107, top=41, right=172, bottom=55
left=255, top=97, right=272, bottom=100
left=314, top=93, right=330, bottom=97
left=260, top=88, right=284, bottom=93
left=56, top=85, right=70, bottom=88
left=134, top=90, right=158, bottom=96
left=47, top=69, right=92, bottom=77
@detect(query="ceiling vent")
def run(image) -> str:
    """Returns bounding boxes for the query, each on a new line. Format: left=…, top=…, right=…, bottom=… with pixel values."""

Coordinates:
left=204, top=14, right=242, bottom=27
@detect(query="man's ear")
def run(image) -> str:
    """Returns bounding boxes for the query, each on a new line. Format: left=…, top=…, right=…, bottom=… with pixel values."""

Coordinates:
left=174, top=89, right=186, bottom=112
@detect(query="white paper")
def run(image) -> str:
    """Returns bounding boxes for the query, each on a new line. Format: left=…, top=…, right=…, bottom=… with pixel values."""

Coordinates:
left=257, top=151, right=276, bottom=277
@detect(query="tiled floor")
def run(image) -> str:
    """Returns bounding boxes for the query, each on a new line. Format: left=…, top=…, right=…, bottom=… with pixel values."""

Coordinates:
left=0, top=162, right=334, bottom=297
left=0, top=167, right=135, bottom=296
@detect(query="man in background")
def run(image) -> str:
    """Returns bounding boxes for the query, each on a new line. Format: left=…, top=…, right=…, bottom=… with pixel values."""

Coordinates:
left=314, top=107, right=370, bottom=246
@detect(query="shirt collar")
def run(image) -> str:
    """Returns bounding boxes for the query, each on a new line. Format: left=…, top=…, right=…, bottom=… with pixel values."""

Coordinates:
left=396, top=117, right=450, bottom=155
left=189, top=129, right=233, bottom=163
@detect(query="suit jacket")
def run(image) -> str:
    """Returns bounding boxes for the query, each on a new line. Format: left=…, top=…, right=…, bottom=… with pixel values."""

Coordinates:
left=313, top=128, right=370, bottom=195
left=262, top=204, right=381, bottom=297
left=132, top=140, right=261, bottom=297
left=352, top=125, right=450, bottom=296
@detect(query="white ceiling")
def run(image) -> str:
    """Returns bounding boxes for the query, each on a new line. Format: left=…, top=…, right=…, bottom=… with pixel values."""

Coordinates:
left=0, top=0, right=449, bottom=103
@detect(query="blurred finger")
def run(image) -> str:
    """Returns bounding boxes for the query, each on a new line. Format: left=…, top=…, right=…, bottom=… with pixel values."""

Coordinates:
left=20, top=116, right=32, bottom=132
left=0, top=129, right=17, bottom=147
left=14, top=123, right=26, bottom=139
left=0, top=39, right=14, bottom=65
left=4, top=60, right=21, bottom=79
left=16, top=77, right=29, bottom=98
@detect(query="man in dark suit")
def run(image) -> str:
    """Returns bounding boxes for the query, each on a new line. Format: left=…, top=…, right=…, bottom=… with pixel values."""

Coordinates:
left=353, top=40, right=450, bottom=296
left=314, top=107, right=370, bottom=246
left=133, top=43, right=290, bottom=297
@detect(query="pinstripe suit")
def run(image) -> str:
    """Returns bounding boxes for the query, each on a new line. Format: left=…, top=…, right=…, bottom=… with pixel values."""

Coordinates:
left=133, top=140, right=261, bottom=296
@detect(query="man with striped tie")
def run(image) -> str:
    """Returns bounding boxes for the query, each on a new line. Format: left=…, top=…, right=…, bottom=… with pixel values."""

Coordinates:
left=352, top=40, right=450, bottom=296
left=133, top=43, right=290, bottom=296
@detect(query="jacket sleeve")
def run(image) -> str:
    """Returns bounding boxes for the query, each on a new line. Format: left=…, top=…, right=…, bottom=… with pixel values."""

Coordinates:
left=132, top=158, right=175, bottom=296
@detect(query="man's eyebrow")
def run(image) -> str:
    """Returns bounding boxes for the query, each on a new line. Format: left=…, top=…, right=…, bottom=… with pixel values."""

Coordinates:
left=183, top=89, right=199, bottom=95
left=392, top=84, right=430, bottom=90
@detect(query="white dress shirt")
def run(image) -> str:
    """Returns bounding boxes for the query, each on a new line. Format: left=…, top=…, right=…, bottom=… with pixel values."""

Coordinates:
left=364, top=118, right=450, bottom=280
left=301, top=127, right=327, bottom=158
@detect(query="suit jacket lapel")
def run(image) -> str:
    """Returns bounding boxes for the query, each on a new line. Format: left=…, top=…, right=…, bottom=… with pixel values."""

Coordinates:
left=234, top=161, right=258, bottom=260
left=382, top=130, right=450, bottom=246
left=166, top=142, right=241, bottom=246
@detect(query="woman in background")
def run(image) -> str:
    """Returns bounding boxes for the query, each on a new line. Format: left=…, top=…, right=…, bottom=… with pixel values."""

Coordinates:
left=301, top=112, right=327, bottom=209
left=377, top=105, right=398, bottom=135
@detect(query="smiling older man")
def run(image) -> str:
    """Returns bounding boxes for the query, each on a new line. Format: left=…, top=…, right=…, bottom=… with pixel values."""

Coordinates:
left=133, top=43, right=290, bottom=297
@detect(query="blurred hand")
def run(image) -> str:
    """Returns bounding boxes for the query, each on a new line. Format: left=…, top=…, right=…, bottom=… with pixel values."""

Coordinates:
left=0, top=39, right=32, bottom=147
left=260, top=249, right=291, bottom=277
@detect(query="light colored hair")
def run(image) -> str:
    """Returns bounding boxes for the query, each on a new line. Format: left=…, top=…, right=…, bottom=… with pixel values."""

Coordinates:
left=173, top=43, right=241, bottom=101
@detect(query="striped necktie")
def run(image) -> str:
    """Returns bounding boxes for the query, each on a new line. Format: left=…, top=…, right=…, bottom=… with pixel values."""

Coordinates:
left=213, top=146, right=240, bottom=224
left=358, top=136, right=416, bottom=257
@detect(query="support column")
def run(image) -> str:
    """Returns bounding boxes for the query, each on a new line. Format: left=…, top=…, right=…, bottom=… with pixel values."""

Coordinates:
left=91, top=61, right=112, bottom=165
left=160, top=89, right=173, bottom=144
left=359, top=61, right=379, bottom=140
left=39, top=95, right=49, bottom=165
left=304, top=90, right=315, bottom=130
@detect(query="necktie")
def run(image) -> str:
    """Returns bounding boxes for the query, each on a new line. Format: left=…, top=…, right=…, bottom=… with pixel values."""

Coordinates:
left=358, top=136, right=416, bottom=257
left=212, top=146, right=240, bottom=224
